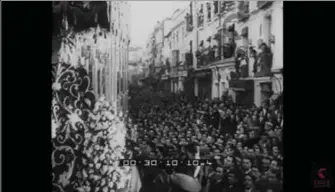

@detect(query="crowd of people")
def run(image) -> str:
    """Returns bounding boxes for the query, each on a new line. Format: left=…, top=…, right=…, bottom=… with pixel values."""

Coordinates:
left=127, top=86, right=283, bottom=192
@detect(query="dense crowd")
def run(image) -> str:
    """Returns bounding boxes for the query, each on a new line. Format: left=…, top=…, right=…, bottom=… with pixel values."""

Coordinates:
left=127, top=87, right=283, bottom=192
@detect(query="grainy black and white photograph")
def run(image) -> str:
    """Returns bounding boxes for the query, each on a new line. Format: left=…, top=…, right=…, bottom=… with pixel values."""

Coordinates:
left=51, top=1, right=283, bottom=192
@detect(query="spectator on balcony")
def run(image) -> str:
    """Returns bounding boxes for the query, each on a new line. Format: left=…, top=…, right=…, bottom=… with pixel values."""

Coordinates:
left=229, top=38, right=237, bottom=57
left=197, top=40, right=205, bottom=66
left=249, top=47, right=258, bottom=74
left=206, top=37, right=216, bottom=63
left=223, top=38, right=236, bottom=59
left=198, top=5, right=204, bottom=27
left=256, top=43, right=273, bottom=76
left=235, top=47, right=249, bottom=78
left=213, top=32, right=222, bottom=61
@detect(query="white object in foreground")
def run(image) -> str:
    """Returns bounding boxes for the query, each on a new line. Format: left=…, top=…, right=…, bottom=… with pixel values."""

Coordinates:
left=170, top=173, right=201, bottom=192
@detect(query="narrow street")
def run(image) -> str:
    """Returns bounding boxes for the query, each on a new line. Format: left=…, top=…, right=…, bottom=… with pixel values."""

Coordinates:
left=51, top=1, right=283, bottom=192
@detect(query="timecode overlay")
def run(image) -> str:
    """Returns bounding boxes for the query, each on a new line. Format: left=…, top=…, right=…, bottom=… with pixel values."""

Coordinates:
left=119, top=159, right=216, bottom=167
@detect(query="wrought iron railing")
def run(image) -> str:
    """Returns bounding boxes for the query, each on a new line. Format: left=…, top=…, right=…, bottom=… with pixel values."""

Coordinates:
left=198, top=13, right=204, bottom=28
left=185, top=52, right=193, bottom=67
left=220, top=1, right=236, bottom=16
left=254, top=50, right=273, bottom=77
left=169, top=66, right=178, bottom=74
left=178, top=64, right=186, bottom=71
left=237, top=1, right=250, bottom=22
left=185, top=13, right=194, bottom=32
left=197, top=44, right=236, bottom=68
left=207, top=2, right=212, bottom=22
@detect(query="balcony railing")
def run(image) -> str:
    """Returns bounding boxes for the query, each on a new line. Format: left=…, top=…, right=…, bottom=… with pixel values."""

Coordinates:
left=254, top=51, right=273, bottom=77
left=185, top=52, right=193, bottom=67
left=220, top=1, right=236, bottom=16
left=207, top=2, right=212, bottom=22
left=185, top=13, right=194, bottom=32
left=197, top=44, right=235, bottom=68
left=198, top=14, right=204, bottom=28
left=237, top=1, right=250, bottom=22
left=178, top=65, right=186, bottom=71
left=169, top=66, right=178, bottom=76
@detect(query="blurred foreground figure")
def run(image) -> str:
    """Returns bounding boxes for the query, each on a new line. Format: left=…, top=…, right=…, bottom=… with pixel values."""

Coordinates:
left=127, top=142, right=201, bottom=192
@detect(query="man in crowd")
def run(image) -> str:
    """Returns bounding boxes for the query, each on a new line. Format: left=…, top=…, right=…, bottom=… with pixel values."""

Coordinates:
left=127, top=87, right=283, bottom=192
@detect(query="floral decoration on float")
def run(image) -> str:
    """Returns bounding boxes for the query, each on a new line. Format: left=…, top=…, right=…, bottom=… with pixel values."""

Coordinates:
left=52, top=25, right=131, bottom=192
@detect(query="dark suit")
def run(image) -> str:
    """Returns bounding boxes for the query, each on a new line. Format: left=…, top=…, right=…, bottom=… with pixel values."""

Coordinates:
left=221, top=117, right=237, bottom=135
left=211, top=111, right=220, bottom=129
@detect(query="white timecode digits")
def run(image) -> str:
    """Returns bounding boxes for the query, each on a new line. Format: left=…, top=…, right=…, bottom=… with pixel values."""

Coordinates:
left=150, top=160, right=157, bottom=166
left=130, top=160, right=136, bottom=166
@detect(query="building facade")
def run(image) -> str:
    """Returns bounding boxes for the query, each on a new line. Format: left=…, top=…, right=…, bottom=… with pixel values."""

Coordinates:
left=128, top=46, right=146, bottom=84
left=163, top=8, right=191, bottom=93
left=144, top=1, right=283, bottom=106
left=232, top=1, right=283, bottom=107
left=188, top=1, right=238, bottom=100
left=188, top=1, right=283, bottom=106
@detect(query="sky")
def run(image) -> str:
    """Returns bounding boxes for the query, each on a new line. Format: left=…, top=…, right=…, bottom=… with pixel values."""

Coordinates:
left=129, top=1, right=189, bottom=48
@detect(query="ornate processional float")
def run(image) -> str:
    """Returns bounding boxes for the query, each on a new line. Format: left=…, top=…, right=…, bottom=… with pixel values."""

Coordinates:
left=52, top=2, right=132, bottom=192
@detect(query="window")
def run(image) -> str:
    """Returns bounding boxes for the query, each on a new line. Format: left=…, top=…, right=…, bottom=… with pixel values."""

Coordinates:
left=207, top=2, right=212, bottom=22
left=198, top=4, right=204, bottom=27
left=214, top=1, right=219, bottom=14
left=189, top=40, right=193, bottom=52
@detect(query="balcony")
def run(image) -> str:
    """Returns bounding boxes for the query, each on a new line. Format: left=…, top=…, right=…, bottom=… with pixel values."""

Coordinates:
left=169, top=66, right=179, bottom=77
left=198, top=14, right=204, bottom=28
left=253, top=46, right=273, bottom=78
left=235, top=46, right=249, bottom=78
left=196, top=44, right=235, bottom=68
left=178, top=65, right=186, bottom=71
left=237, top=1, right=250, bottom=22
left=154, top=66, right=162, bottom=74
left=185, top=52, right=193, bottom=68
left=207, top=2, right=212, bottom=22
left=171, top=50, right=180, bottom=66
left=185, top=13, right=194, bottom=32
left=220, top=1, right=236, bottom=16
left=53, top=2, right=110, bottom=33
